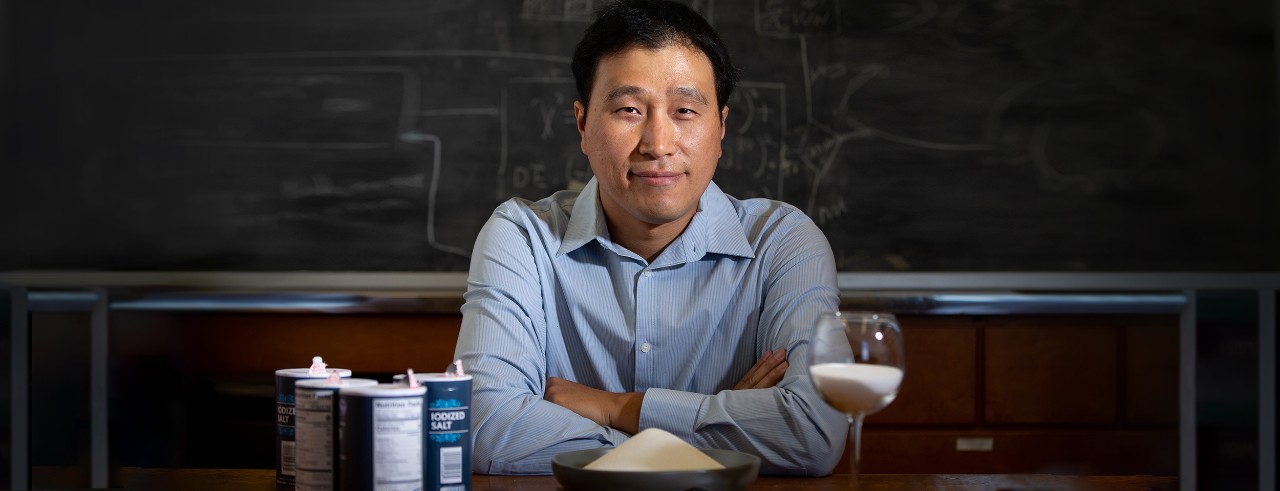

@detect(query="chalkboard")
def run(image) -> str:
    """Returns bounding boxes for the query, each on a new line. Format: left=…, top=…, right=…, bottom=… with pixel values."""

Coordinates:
left=3, top=0, right=1277, bottom=271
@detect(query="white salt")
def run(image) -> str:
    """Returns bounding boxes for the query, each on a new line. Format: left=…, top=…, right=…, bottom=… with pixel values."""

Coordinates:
left=584, top=428, right=725, bottom=472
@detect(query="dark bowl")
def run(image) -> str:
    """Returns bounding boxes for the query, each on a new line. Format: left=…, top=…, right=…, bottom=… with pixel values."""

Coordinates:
left=551, top=447, right=761, bottom=491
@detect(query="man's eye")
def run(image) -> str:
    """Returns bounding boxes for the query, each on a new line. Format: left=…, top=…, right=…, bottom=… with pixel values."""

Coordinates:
left=676, top=108, right=698, bottom=116
left=618, top=107, right=640, bottom=114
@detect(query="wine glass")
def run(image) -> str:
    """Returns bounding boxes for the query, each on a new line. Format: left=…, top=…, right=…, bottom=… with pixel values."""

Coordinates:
left=808, top=312, right=905, bottom=490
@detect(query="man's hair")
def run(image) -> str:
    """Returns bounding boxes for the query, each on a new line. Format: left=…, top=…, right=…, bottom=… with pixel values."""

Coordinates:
left=571, top=0, right=739, bottom=112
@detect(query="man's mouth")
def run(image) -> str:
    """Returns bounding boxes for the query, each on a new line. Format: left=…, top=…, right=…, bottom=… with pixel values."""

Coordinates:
left=631, top=170, right=683, bottom=186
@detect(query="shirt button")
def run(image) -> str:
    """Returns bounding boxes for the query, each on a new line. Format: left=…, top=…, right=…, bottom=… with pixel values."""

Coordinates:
left=640, top=343, right=651, bottom=353
left=642, top=271, right=652, bottom=278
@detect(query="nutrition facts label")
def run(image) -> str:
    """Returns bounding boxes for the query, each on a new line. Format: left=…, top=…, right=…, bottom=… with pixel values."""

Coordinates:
left=295, top=392, right=335, bottom=476
left=373, top=398, right=424, bottom=491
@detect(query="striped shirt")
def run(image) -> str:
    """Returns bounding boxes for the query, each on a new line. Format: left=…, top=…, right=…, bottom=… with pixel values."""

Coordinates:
left=455, top=178, right=847, bottom=475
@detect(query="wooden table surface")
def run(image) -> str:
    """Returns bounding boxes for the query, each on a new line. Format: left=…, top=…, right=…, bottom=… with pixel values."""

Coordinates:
left=63, top=467, right=1175, bottom=490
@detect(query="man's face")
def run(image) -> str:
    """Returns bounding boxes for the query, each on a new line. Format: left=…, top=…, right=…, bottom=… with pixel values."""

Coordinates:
left=574, top=43, right=728, bottom=232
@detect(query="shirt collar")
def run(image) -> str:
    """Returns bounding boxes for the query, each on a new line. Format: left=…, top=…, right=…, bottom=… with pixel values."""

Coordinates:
left=555, top=179, right=756, bottom=262
left=557, top=178, right=607, bottom=257
left=688, top=181, right=756, bottom=260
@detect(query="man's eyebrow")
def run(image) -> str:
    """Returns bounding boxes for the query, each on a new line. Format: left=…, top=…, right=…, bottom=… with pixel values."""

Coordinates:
left=603, top=85, right=645, bottom=102
left=673, top=86, right=709, bottom=105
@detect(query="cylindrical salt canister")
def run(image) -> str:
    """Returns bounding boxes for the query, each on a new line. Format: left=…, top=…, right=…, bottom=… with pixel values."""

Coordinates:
left=394, top=372, right=473, bottom=491
left=277, top=367, right=353, bottom=487
left=339, top=384, right=427, bottom=491
left=294, top=377, right=378, bottom=491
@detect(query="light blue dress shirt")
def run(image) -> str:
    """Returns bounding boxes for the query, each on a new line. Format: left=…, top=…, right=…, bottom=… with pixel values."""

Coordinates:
left=455, top=178, right=848, bottom=475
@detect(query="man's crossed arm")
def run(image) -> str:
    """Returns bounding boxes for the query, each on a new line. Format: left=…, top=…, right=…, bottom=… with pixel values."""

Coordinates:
left=543, top=348, right=791, bottom=434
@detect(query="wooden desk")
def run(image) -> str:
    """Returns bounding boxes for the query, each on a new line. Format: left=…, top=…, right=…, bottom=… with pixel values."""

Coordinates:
left=31, top=468, right=1175, bottom=490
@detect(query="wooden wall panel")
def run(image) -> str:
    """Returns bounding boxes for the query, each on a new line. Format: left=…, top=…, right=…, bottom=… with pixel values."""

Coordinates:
left=983, top=317, right=1119, bottom=424
left=111, top=312, right=463, bottom=375
left=1125, top=321, right=1179, bottom=424
left=868, top=316, right=977, bottom=425
left=857, top=429, right=1178, bottom=475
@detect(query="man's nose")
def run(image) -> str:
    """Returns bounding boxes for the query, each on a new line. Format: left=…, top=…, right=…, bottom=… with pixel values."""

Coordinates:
left=638, top=114, right=676, bottom=158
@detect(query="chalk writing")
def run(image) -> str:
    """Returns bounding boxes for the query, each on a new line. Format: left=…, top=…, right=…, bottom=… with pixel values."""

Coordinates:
left=11, top=0, right=1263, bottom=272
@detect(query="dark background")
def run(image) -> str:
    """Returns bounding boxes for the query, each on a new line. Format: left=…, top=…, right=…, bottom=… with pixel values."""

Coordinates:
left=2, top=0, right=1277, bottom=272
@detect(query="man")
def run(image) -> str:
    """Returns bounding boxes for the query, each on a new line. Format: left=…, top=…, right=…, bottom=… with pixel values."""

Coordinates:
left=454, top=0, right=847, bottom=475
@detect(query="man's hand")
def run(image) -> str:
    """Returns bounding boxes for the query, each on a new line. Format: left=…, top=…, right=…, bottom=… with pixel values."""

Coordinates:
left=545, top=377, right=643, bottom=434
left=733, top=348, right=789, bottom=390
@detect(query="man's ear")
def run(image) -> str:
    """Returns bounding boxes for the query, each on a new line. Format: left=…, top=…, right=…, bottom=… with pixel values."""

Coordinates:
left=574, top=101, right=588, bottom=135
left=716, top=106, right=729, bottom=159
left=574, top=101, right=589, bottom=154
left=719, top=106, right=729, bottom=140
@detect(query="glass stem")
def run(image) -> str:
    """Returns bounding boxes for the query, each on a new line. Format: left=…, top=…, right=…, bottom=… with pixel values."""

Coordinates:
left=848, top=414, right=865, bottom=491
